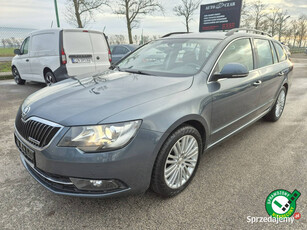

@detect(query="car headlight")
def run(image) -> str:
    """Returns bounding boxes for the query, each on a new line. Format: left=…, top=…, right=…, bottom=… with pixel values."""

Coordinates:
left=58, top=120, right=142, bottom=152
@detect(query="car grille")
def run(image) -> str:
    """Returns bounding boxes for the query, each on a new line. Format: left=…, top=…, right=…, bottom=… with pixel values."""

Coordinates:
left=15, top=108, right=61, bottom=148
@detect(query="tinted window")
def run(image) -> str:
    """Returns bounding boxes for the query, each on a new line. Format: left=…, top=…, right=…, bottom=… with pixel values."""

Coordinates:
left=21, top=37, right=30, bottom=55
left=274, top=42, right=287, bottom=62
left=254, top=39, right=273, bottom=68
left=270, top=41, right=278, bottom=63
left=113, top=46, right=130, bottom=55
left=217, top=39, right=253, bottom=72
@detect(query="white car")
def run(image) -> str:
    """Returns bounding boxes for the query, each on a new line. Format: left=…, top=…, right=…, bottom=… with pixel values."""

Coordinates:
left=12, top=28, right=111, bottom=84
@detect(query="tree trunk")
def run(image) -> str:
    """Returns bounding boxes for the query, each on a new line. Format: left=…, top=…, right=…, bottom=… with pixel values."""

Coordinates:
left=278, top=24, right=282, bottom=41
left=73, top=0, right=83, bottom=28
left=125, top=0, right=133, bottom=44
left=127, top=21, right=133, bottom=44
left=185, top=17, right=189, bottom=32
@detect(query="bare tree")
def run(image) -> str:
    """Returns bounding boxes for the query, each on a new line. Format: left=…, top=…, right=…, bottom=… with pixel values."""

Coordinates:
left=266, top=8, right=280, bottom=37
left=173, top=0, right=201, bottom=32
left=290, top=20, right=299, bottom=47
left=65, top=0, right=109, bottom=28
left=1, top=39, right=6, bottom=48
left=240, top=0, right=251, bottom=28
left=276, top=10, right=290, bottom=41
left=246, top=0, right=267, bottom=30
left=115, top=0, right=163, bottom=44
left=297, top=15, right=307, bottom=47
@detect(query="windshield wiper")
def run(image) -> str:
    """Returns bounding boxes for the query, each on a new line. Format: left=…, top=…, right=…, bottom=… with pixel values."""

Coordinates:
left=123, top=69, right=152, bottom=75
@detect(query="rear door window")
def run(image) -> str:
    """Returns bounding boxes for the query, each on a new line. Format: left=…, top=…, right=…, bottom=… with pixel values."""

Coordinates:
left=63, top=31, right=92, bottom=54
left=274, top=42, right=287, bottom=62
left=254, top=39, right=273, bottom=68
left=216, top=38, right=253, bottom=72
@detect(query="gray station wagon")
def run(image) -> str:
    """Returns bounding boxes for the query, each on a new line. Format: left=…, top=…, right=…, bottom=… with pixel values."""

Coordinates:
left=15, top=29, right=293, bottom=198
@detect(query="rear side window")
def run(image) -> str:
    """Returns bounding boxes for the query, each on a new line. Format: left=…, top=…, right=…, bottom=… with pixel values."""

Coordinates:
left=274, top=42, right=287, bottom=62
left=254, top=39, right=273, bottom=68
left=270, top=41, right=278, bottom=63
left=217, top=38, right=253, bottom=72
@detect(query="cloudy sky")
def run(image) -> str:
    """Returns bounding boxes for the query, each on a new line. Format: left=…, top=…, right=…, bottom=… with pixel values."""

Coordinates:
left=0, top=0, right=306, bottom=36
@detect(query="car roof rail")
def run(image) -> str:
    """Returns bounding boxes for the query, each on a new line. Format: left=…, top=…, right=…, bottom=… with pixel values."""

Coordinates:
left=225, top=28, right=272, bottom=37
left=162, top=32, right=191, bottom=38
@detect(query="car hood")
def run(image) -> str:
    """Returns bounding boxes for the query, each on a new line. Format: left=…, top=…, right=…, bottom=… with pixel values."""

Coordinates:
left=22, top=71, right=193, bottom=126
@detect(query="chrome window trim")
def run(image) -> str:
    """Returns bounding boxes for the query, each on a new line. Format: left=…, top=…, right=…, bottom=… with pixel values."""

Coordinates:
left=15, top=116, right=64, bottom=151
left=206, top=37, right=287, bottom=83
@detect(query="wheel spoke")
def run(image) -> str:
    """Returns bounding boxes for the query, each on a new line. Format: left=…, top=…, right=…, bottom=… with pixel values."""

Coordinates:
left=184, top=161, right=196, bottom=168
left=184, top=166, right=191, bottom=178
left=165, top=164, right=177, bottom=178
left=184, top=138, right=195, bottom=154
left=172, top=145, right=180, bottom=156
left=166, top=158, right=177, bottom=165
left=185, top=147, right=198, bottom=159
left=170, top=167, right=179, bottom=185
left=176, top=141, right=182, bottom=154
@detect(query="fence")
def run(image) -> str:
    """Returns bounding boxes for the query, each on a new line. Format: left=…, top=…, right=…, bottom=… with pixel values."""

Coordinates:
left=0, top=27, right=35, bottom=57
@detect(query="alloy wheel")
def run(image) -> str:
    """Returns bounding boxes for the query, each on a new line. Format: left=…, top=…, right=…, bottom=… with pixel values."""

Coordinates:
left=164, top=135, right=199, bottom=189
left=275, top=90, right=286, bottom=118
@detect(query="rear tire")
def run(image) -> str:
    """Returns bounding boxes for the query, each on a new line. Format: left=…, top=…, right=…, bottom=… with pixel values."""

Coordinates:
left=264, top=86, right=287, bottom=122
left=151, top=125, right=202, bottom=197
left=44, top=71, right=56, bottom=85
left=12, top=67, right=25, bottom=85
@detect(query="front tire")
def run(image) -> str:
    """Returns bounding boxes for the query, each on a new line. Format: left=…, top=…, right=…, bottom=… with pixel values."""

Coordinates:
left=151, top=125, right=202, bottom=197
left=264, top=86, right=287, bottom=122
left=12, top=67, right=25, bottom=85
left=44, top=71, right=56, bottom=85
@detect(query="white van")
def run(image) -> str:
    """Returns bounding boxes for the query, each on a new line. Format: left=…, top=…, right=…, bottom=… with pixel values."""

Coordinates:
left=12, top=28, right=111, bottom=84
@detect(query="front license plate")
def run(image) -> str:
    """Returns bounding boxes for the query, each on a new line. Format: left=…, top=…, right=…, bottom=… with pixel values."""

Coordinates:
left=15, top=134, right=35, bottom=164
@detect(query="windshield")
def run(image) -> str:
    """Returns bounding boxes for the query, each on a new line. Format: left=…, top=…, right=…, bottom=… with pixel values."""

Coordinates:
left=118, top=38, right=220, bottom=77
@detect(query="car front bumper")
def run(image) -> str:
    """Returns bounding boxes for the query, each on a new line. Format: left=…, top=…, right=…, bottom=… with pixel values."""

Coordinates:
left=15, top=127, right=163, bottom=198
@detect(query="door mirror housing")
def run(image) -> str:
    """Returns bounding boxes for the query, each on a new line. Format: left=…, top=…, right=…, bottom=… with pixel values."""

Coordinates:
left=14, top=49, right=21, bottom=55
left=212, top=63, right=249, bottom=81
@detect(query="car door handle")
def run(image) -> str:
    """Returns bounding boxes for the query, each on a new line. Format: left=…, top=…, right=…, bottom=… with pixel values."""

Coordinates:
left=253, top=80, right=262, bottom=86
left=26, top=59, right=29, bottom=62
left=278, top=72, right=285, bottom=76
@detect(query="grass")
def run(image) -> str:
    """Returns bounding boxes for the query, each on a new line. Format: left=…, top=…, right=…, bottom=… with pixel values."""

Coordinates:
left=0, top=48, right=15, bottom=57
left=0, top=61, right=11, bottom=72
left=0, top=75, right=13, bottom=80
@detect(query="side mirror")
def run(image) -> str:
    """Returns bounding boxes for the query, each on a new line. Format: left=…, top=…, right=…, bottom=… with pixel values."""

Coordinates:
left=212, top=63, right=249, bottom=81
left=14, top=49, right=21, bottom=55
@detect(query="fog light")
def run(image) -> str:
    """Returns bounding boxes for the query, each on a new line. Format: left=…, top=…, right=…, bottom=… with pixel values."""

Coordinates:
left=70, top=178, right=121, bottom=191
left=90, top=180, right=103, bottom=187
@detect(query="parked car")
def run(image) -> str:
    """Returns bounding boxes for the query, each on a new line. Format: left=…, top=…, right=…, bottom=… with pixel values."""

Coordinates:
left=282, top=45, right=291, bottom=57
left=110, top=44, right=138, bottom=64
left=12, top=28, right=111, bottom=84
left=15, top=29, right=293, bottom=198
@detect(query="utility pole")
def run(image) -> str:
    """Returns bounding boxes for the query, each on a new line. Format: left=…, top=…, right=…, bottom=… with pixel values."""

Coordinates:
left=54, top=0, right=60, bottom=27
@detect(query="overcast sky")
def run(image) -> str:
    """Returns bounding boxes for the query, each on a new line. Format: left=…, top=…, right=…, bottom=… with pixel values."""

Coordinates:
left=0, top=0, right=306, bottom=36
